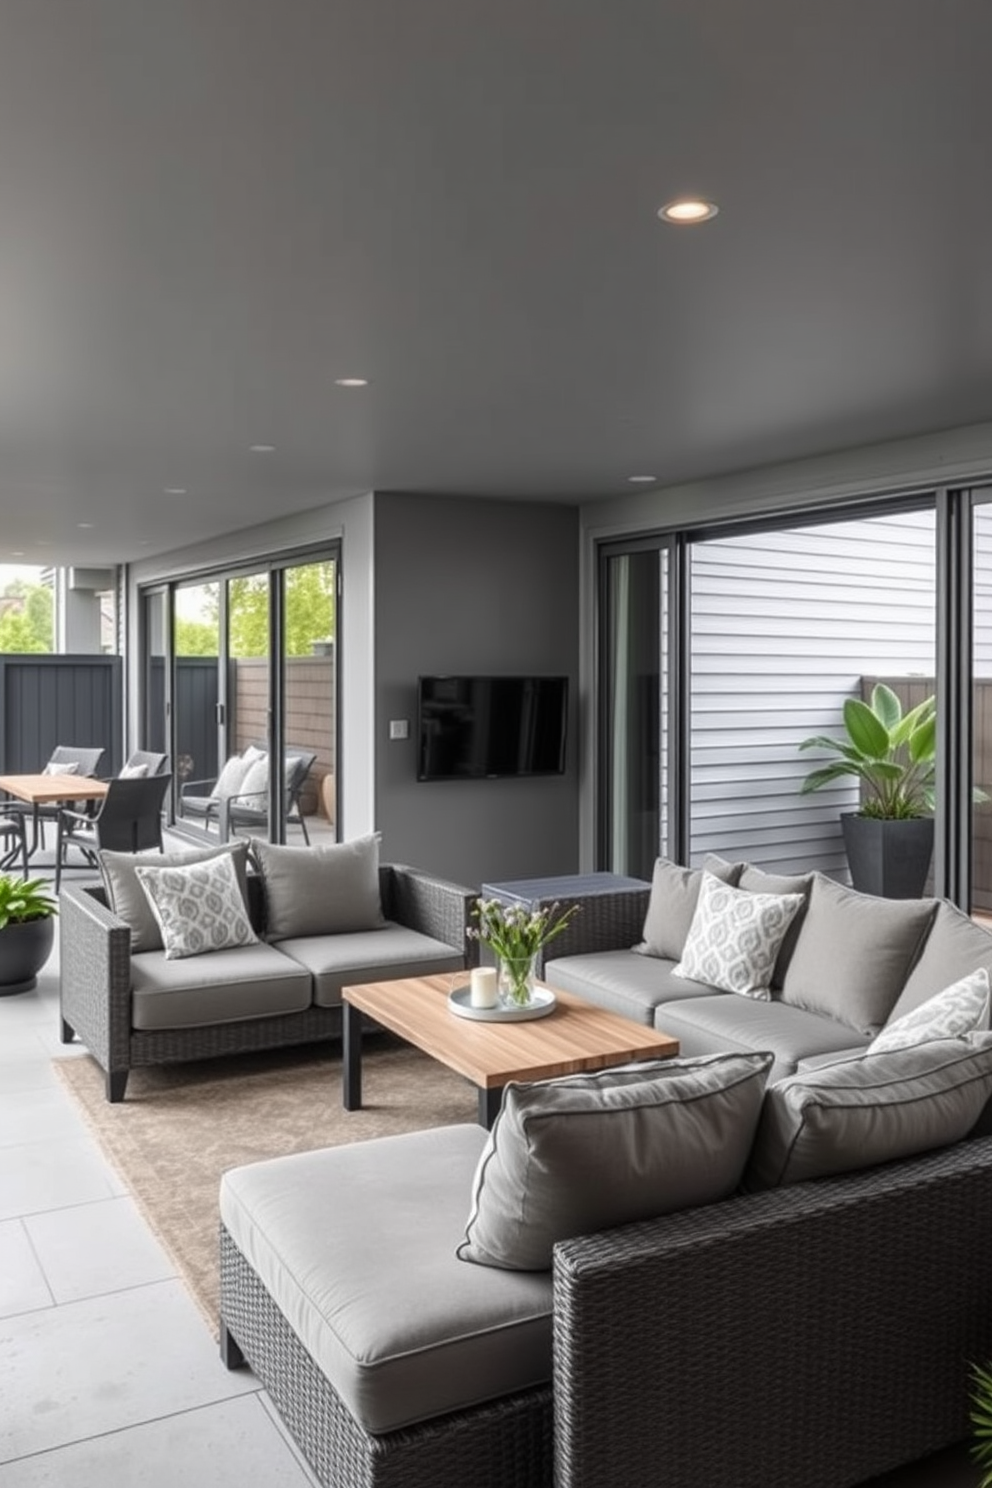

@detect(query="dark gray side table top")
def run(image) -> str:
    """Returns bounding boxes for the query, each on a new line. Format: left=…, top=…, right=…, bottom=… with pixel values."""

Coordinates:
left=481, top=872, right=649, bottom=903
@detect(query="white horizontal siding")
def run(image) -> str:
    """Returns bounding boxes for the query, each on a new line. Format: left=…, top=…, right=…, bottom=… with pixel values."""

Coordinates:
left=688, top=511, right=937, bottom=876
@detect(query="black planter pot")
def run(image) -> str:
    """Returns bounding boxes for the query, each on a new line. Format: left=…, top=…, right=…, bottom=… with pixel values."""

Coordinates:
left=840, top=813, right=935, bottom=899
left=0, top=916, right=55, bottom=994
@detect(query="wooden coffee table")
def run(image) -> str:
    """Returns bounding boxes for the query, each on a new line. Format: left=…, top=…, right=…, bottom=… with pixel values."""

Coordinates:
left=341, top=973, right=680, bottom=1128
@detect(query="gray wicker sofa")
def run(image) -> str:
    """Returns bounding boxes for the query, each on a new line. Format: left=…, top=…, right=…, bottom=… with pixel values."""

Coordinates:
left=218, top=1098, right=992, bottom=1488
left=541, top=858, right=992, bottom=1079
left=59, top=849, right=475, bottom=1102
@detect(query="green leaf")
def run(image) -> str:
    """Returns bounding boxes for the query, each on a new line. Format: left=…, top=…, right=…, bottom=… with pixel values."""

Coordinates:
left=908, top=713, right=937, bottom=764
left=843, top=697, right=890, bottom=759
left=870, top=683, right=903, bottom=732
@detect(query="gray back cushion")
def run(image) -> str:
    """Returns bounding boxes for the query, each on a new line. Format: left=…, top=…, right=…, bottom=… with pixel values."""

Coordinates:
left=636, top=854, right=742, bottom=960
left=251, top=833, right=385, bottom=940
left=99, top=839, right=251, bottom=953
left=887, top=900, right=992, bottom=1021
left=457, top=1052, right=774, bottom=1270
left=736, top=864, right=814, bottom=987
left=745, top=1034, right=992, bottom=1190
left=779, top=873, right=936, bottom=1035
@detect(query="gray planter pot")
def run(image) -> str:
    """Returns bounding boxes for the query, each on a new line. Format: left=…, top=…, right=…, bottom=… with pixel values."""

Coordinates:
left=840, top=813, right=935, bottom=900
left=0, top=916, right=55, bottom=995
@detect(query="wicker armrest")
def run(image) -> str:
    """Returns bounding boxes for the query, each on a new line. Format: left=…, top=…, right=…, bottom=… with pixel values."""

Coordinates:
left=379, top=863, right=477, bottom=963
left=530, top=885, right=650, bottom=972
left=58, top=882, right=133, bottom=1078
left=553, top=1136, right=992, bottom=1488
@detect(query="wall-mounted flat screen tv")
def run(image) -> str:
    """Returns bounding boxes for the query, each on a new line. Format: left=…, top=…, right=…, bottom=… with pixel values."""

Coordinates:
left=417, top=675, right=569, bottom=781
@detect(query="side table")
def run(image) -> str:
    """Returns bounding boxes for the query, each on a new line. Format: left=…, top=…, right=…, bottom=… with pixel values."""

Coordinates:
left=480, top=872, right=651, bottom=972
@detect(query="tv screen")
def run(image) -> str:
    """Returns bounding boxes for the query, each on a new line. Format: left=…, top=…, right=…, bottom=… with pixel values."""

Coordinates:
left=417, top=675, right=568, bottom=781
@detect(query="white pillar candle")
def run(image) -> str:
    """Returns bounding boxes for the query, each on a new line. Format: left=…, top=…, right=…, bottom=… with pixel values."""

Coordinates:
left=469, top=966, right=498, bottom=1008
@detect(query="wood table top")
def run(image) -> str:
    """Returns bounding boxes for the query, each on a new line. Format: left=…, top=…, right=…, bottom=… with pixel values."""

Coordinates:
left=343, top=973, right=679, bottom=1090
left=0, top=772, right=110, bottom=804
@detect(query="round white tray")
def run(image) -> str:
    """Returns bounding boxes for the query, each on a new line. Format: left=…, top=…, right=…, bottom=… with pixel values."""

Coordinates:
left=448, top=986, right=557, bottom=1022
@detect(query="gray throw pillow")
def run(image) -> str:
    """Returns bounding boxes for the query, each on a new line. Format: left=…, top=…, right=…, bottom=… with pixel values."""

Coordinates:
left=736, top=864, right=813, bottom=987
left=744, top=1033, right=992, bottom=1190
left=250, top=833, right=385, bottom=940
left=457, top=1051, right=774, bottom=1270
left=99, top=840, right=252, bottom=953
left=779, top=873, right=936, bottom=1035
left=636, top=854, right=743, bottom=960
left=888, top=900, right=992, bottom=1022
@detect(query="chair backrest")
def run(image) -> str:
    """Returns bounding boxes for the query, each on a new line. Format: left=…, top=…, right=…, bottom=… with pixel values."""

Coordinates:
left=93, top=774, right=172, bottom=853
left=48, top=745, right=105, bottom=777
left=121, top=750, right=170, bottom=777
left=284, top=749, right=317, bottom=805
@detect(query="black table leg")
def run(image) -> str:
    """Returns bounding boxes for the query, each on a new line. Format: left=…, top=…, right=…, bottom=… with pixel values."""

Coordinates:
left=342, top=1001, right=363, bottom=1111
left=479, top=1085, right=503, bottom=1129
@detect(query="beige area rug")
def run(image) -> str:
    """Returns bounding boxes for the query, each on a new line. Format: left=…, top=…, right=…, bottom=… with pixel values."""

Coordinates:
left=53, top=1038, right=475, bottom=1334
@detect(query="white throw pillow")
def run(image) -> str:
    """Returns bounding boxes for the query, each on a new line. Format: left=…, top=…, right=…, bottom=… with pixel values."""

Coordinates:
left=118, top=762, right=150, bottom=779
left=212, top=754, right=254, bottom=801
left=672, top=871, right=805, bottom=1000
left=235, top=756, right=269, bottom=802
left=135, top=853, right=259, bottom=960
left=43, top=760, right=78, bottom=776
left=869, top=967, right=991, bottom=1054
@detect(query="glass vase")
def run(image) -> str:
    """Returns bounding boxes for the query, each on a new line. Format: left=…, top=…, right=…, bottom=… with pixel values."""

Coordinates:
left=498, top=952, right=538, bottom=1009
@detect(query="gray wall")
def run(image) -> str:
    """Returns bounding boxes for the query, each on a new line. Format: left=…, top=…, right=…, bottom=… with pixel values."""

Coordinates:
left=372, top=493, right=580, bottom=887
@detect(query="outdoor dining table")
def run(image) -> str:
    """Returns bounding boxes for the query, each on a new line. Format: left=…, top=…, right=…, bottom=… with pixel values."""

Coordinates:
left=0, top=773, right=109, bottom=862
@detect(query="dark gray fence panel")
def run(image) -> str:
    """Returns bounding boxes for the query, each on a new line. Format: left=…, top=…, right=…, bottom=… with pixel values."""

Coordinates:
left=0, top=655, right=122, bottom=775
left=174, top=657, right=219, bottom=788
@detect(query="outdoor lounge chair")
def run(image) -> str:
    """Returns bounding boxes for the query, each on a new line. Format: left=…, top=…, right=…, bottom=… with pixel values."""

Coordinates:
left=0, top=812, right=29, bottom=877
left=180, top=746, right=317, bottom=843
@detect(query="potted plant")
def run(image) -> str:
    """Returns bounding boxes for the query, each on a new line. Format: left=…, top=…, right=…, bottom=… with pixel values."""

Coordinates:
left=972, top=1361, right=992, bottom=1486
left=798, top=682, right=944, bottom=898
left=0, top=873, right=58, bottom=994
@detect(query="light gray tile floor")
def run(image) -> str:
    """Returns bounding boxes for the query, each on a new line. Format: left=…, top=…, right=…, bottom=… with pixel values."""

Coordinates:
left=0, top=878, right=977, bottom=1486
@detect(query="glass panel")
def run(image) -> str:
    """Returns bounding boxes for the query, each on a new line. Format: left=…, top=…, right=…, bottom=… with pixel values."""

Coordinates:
left=143, top=590, right=168, bottom=757
left=173, top=581, right=220, bottom=827
left=281, top=558, right=336, bottom=845
left=227, top=572, right=271, bottom=839
left=599, top=548, right=666, bottom=878
left=688, top=509, right=937, bottom=884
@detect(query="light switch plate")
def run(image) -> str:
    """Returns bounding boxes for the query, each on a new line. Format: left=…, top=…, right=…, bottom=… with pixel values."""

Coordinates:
left=389, top=718, right=409, bottom=740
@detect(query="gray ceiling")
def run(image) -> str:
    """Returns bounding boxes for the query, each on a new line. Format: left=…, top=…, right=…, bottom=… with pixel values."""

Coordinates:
left=2, top=0, right=992, bottom=567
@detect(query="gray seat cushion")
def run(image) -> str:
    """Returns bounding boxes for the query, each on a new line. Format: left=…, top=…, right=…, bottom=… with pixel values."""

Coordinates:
left=277, top=922, right=465, bottom=1007
left=651, top=995, right=871, bottom=1083
left=219, top=1125, right=553, bottom=1434
left=544, top=949, right=724, bottom=1025
left=131, top=942, right=312, bottom=1030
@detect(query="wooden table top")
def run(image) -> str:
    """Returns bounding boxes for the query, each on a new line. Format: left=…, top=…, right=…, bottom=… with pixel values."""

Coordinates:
left=0, top=772, right=110, bottom=804
left=343, top=973, right=679, bottom=1091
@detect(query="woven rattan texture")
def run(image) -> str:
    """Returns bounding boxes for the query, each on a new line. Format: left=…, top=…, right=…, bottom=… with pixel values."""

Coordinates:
left=532, top=886, right=651, bottom=973
left=553, top=1135, right=992, bottom=1488
left=220, top=1226, right=553, bottom=1488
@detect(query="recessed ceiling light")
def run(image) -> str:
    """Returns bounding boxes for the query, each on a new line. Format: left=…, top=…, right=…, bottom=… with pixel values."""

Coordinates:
left=627, top=474, right=657, bottom=484
left=658, top=198, right=719, bottom=224
left=163, top=487, right=187, bottom=496
left=77, top=522, right=94, bottom=529
left=334, top=377, right=369, bottom=388
left=249, top=444, right=276, bottom=454
left=10, top=550, right=24, bottom=557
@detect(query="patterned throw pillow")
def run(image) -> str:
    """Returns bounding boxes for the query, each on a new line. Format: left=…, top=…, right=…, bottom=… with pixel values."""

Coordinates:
left=868, top=967, right=991, bottom=1054
left=134, top=853, right=259, bottom=960
left=672, top=871, right=805, bottom=1000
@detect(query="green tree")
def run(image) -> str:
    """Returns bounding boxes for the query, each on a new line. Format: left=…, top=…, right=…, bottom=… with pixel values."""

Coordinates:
left=227, top=563, right=335, bottom=658
left=174, top=618, right=218, bottom=656
left=0, top=580, right=53, bottom=653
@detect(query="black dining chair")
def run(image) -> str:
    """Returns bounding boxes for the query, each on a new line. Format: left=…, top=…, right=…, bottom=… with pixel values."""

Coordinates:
left=0, top=812, right=29, bottom=878
left=55, top=774, right=172, bottom=890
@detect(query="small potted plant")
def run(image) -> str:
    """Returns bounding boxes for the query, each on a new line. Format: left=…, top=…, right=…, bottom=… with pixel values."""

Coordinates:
left=0, top=873, right=58, bottom=995
left=467, top=897, right=580, bottom=1008
left=798, top=682, right=987, bottom=897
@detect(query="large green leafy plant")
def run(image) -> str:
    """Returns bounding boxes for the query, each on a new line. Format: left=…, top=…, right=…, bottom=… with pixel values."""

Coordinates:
left=972, top=1361, right=992, bottom=1486
left=798, top=683, right=937, bottom=820
left=0, top=874, right=58, bottom=930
